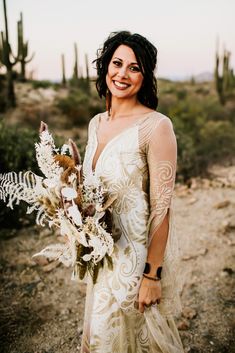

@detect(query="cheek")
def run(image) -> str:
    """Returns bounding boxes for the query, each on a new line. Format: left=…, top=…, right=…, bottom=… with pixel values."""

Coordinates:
left=134, top=75, right=144, bottom=89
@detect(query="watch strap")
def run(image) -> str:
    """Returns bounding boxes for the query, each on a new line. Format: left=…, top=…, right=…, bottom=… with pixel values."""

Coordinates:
left=143, top=262, right=162, bottom=280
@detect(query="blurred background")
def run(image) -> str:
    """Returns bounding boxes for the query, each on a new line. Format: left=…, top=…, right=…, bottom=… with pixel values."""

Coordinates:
left=0, top=0, right=234, bottom=352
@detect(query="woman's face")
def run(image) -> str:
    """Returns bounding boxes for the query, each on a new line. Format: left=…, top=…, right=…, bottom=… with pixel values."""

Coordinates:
left=106, top=44, right=144, bottom=100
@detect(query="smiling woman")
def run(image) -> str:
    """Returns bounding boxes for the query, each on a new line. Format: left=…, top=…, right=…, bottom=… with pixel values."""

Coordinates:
left=81, top=31, right=184, bottom=353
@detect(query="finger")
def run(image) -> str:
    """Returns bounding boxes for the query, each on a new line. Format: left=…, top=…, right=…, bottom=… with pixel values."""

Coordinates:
left=139, top=302, right=145, bottom=313
left=134, top=301, right=139, bottom=310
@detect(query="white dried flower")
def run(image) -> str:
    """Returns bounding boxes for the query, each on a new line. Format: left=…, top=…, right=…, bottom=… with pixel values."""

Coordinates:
left=61, top=144, right=70, bottom=155
left=67, top=202, right=82, bottom=226
left=61, top=187, right=77, bottom=200
left=35, top=130, right=62, bottom=179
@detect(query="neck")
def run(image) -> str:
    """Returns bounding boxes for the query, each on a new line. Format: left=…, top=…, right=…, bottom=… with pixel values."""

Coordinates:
left=109, top=96, right=141, bottom=119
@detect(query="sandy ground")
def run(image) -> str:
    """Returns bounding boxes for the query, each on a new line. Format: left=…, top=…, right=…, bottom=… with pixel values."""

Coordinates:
left=0, top=169, right=235, bottom=353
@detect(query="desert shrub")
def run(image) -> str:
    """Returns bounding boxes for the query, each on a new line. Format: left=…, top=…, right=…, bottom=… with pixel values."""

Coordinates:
left=57, top=88, right=105, bottom=126
left=30, top=80, right=54, bottom=89
left=57, top=89, right=90, bottom=125
left=198, top=120, right=235, bottom=163
left=158, top=89, right=235, bottom=180
left=176, top=89, right=187, bottom=100
left=195, top=87, right=210, bottom=95
left=0, top=123, right=39, bottom=173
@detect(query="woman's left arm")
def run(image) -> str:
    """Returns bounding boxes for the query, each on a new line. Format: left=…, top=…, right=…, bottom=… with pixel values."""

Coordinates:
left=138, top=117, right=177, bottom=313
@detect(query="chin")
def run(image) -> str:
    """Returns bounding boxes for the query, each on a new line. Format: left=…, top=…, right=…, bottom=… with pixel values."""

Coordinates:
left=109, top=87, right=137, bottom=100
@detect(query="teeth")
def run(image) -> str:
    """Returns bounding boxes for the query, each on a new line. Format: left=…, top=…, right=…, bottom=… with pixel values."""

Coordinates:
left=114, top=81, right=129, bottom=88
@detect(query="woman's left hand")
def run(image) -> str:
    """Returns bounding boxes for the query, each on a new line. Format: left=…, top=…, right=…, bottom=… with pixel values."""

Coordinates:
left=137, top=277, right=162, bottom=313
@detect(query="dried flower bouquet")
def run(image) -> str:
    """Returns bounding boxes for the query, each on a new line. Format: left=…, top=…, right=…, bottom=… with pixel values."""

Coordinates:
left=0, top=122, right=117, bottom=283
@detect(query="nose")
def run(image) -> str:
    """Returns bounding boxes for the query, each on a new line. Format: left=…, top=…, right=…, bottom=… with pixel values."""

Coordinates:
left=117, top=66, right=128, bottom=79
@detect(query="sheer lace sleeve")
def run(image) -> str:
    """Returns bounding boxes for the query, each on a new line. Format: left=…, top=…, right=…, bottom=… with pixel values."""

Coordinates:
left=146, top=117, right=177, bottom=243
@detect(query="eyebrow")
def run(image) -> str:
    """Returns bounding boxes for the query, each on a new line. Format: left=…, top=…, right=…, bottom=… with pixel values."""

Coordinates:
left=113, top=57, right=139, bottom=65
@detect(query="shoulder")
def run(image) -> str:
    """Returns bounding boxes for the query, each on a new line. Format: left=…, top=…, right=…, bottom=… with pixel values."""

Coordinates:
left=149, top=111, right=173, bottom=128
left=88, top=113, right=100, bottom=128
left=148, top=112, right=177, bottom=151
left=88, top=111, right=107, bottom=128
left=87, top=112, right=104, bottom=136
left=144, top=111, right=175, bottom=137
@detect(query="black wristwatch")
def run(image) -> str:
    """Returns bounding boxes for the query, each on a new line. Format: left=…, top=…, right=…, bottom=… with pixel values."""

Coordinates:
left=143, top=262, right=162, bottom=280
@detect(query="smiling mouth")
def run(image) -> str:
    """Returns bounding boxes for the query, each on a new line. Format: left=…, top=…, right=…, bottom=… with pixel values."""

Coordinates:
left=113, top=80, right=131, bottom=89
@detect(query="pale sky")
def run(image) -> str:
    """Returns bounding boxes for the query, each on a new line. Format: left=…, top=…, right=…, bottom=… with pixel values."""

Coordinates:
left=1, top=0, right=234, bottom=81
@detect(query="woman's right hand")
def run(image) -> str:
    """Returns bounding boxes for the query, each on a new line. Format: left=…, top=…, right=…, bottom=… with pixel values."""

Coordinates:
left=137, top=277, right=162, bottom=313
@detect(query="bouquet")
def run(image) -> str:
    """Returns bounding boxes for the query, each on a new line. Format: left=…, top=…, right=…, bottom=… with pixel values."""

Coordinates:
left=0, top=122, right=118, bottom=283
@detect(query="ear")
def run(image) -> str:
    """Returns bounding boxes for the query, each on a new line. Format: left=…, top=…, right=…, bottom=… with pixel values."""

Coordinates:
left=39, top=121, right=48, bottom=133
left=69, top=139, right=81, bottom=166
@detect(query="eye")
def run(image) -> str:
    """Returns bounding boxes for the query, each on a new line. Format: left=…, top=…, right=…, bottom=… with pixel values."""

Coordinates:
left=113, top=60, right=122, bottom=67
left=129, top=65, right=140, bottom=72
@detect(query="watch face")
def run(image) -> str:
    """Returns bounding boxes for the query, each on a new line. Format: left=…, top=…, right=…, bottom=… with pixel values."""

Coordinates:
left=156, top=266, right=162, bottom=279
left=144, top=262, right=151, bottom=274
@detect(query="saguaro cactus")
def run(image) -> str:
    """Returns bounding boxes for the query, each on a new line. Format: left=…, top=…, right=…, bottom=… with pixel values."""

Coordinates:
left=0, top=0, right=19, bottom=107
left=85, top=53, right=90, bottom=92
left=72, top=43, right=79, bottom=85
left=17, top=12, right=34, bottom=81
left=61, top=53, right=66, bottom=86
left=214, top=40, right=235, bottom=105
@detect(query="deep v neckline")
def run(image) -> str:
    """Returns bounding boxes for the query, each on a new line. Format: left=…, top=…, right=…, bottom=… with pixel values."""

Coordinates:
left=91, top=111, right=156, bottom=173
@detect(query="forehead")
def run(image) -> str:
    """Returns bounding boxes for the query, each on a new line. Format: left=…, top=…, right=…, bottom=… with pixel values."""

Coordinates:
left=111, top=44, right=137, bottom=63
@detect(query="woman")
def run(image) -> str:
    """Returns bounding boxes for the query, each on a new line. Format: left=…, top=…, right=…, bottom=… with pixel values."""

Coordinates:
left=81, top=31, right=184, bottom=353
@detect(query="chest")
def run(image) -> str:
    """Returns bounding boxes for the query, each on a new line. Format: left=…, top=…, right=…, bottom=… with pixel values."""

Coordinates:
left=83, top=124, right=147, bottom=183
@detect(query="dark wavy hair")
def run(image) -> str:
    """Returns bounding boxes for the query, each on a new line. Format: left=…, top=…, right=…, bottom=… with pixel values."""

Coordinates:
left=93, top=31, right=158, bottom=110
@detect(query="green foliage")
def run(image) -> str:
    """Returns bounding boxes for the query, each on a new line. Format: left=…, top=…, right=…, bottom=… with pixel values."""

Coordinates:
left=158, top=81, right=235, bottom=180
left=176, top=89, right=187, bottom=100
left=57, top=87, right=105, bottom=126
left=199, top=120, right=235, bottom=162
left=30, top=80, right=55, bottom=89
left=0, top=122, right=39, bottom=173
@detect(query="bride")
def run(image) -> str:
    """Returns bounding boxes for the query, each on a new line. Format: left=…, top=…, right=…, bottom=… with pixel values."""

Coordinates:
left=81, top=31, right=184, bottom=353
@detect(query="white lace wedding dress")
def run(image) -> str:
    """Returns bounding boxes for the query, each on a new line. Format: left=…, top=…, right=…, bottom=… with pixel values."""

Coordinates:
left=81, top=111, right=184, bottom=353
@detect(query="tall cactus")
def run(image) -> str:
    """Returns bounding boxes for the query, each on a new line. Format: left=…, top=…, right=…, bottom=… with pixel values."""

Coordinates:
left=214, top=39, right=235, bottom=105
left=72, top=43, right=79, bottom=85
left=85, top=53, right=90, bottom=92
left=214, top=45, right=224, bottom=104
left=0, top=0, right=19, bottom=107
left=17, top=12, right=34, bottom=81
left=61, top=53, right=66, bottom=86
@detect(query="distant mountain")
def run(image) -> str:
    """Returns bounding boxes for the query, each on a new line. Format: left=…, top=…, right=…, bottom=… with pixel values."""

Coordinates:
left=160, top=71, right=214, bottom=83
left=193, top=72, right=214, bottom=83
